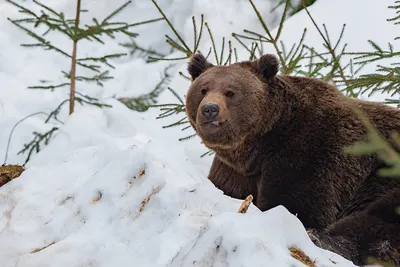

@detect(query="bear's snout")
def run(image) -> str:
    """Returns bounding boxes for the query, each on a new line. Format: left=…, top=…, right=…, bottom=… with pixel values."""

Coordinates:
left=201, top=103, right=219, bottom=121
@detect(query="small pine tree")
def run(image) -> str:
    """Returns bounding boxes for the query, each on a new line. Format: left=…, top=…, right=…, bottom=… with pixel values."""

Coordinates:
left=4, top=0, right=163, bottom=165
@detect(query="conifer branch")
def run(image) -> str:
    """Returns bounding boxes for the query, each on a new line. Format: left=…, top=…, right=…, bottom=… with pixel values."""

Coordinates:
left=7, top=18, right=72, bottom=58
left=3, top=112, right=47, bottom=165
left=205, top=22, right=219, bottom=64
left=45, top=99, right=70, bottom=123
left=7, top=0, right=162, bottom=164
left=303, top=5, right=353, bottom=95
left=102, top=1, right=131, bottom=24
left=347, top=41, right=400, bottom=65
left=247, top=0, right=289, bottom=71
left=119, top=65, right=173, bottom=112
left=75, top=91, right=112, bottom=108
left=148, top=7, right=209, bottom=63
left=119, top=38, right=165, bottom=60
left=270, top=0, right=317, bottom=16
left=335, top=2, right=400, bottom=98
left=150, top=0, right=191, bottom=55
left=28, top=82, right=70, bottom=91
left=151, top=86, right=185, bottom=121
left=233, top=0, right=309, bottom=73
left=18, top=127, right=59, bottom=166
left=193, top=15, right=205, bottom=53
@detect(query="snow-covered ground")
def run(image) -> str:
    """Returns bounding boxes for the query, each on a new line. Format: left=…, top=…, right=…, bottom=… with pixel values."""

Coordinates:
left=0, top=0, right=397, bottom=266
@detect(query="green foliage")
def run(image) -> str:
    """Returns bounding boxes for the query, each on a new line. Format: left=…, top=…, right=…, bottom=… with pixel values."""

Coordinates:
left=338, top=1, right=400, bottom=102
left=18, top=127, right=59, bottom=165
left=119, top=38, right=166, bottom=62
left=121, top=0, right=242, bottom=153
left=118, top=64, right=174, bottom=112
left=147, top=0, right=400, bottom=182
left=233, top=0, right=361, bottom=97
left=5, top=0, right=162, bottom=164
left=7, top=0, right=162, bottom=91
left=338, top=1, right=400, bottom=183
left=146, top=4, right=400, bottom=265
left=271, top=0, right=318, bottom=16
left=146, top=0, right=357, bottom=154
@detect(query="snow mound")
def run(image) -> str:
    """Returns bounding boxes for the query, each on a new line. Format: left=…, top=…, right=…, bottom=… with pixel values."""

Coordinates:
left=0, top=0, right=396, bottom=265
left=0, top=102, right=356, bottom=267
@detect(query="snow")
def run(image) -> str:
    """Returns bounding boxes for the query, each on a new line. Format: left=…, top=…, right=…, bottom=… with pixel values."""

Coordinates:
left=1, top=104, right=355, bottom=267
left=0, top=0, right=395, bottom=266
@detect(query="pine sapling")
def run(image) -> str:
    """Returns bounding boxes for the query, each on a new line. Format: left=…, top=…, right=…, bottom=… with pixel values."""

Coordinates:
left=6, top=0, right=163, bottom=164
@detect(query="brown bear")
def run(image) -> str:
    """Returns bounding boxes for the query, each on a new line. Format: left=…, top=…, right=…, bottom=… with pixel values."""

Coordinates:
left=184, top=52, right=400, bottom=266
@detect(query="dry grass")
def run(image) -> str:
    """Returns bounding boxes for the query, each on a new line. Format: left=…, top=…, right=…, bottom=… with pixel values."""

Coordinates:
left=121, top=167, right=147, bottom=197
left=289, top=246, right=316, bottom=267
left=0, top=165, right=24, bottom=187
left=30, top=241, right=56, bottom=253
left=237, top=195, right=253, bottom=213
left=138, top=168, right=145, bottom=177
left=139, top=186, right=162, bottom=213
left=92, top=190, right=103, bottom=203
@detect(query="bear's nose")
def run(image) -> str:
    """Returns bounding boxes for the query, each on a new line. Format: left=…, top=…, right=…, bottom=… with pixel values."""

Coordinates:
left=201, top=103, right=219, bottom=121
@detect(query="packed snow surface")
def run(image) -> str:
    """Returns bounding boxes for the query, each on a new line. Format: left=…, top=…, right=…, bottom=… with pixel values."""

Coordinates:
left=0, top=0, right=396, bottom=266
left=0, top=106, right=357, bottom=267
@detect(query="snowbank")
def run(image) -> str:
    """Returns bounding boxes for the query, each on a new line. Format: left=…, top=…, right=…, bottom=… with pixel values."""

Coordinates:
left=0, top=101, right=356, bottom=267
left=0, top=0, right=396, bottom=266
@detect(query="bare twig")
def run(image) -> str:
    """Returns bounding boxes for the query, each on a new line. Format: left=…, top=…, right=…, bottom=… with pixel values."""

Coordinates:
left=237, top=195, right=254, bottom=213
left=3, top=112, right=48, bottom=165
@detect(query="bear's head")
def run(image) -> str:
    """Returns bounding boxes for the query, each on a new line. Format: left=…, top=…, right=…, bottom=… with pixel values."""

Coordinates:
left=185, top=53, right=280, bottom=150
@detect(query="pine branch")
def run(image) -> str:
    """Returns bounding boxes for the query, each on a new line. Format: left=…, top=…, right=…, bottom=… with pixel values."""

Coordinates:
left=7, top=18, right=71, bottom=57
left=102, top=1, right=131, bottom=24
left=346, top=41, right=400, bottom=65
left=45, top=99, right=69, bottom=123
left=118, top=65, right=174, bottom=112
left=343, top=68, right=400, bottom=97
left=331, top=2, right=400, bottom=98
left=204, top=23, right=235, bottom=65
left=248, top=0, right=290, bottom=71
left=3, top=112, right=47, bottom=165
left=148, top=7, right=206, bottom=62
left=119, top=38, right=165, bottom=60
left=76, top=53, right=127, bottom=69
left=233, top=0, right=305, bottom=73
left=151, top=86, right=186, bottom=120
left=28, top=82, right=70, bottom=91
left=62, top=70, right=113, bottom=87
left=17, top=127, right=59, bottom=166
left=302, top=5, right=355, bottom=95
left=270, top=0, right=317, bottom=17
left=150, top=0, right=192, bottom=55
left=75, top=91, right=112, bottom=108
left=7, top=0, right=163, bottom=164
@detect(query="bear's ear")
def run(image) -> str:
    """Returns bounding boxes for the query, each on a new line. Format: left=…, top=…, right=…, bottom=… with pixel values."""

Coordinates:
left=188, top=53, right=214, bottom=81
left=252, top=54, right=279, bottom=79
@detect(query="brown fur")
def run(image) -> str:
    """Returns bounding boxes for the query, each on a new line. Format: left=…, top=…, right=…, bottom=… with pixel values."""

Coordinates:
left=185, top=53, right=400, bottom=266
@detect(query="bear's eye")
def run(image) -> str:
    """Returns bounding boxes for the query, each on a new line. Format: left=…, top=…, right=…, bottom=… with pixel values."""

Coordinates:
left=201, top=88, right=207, bottom=95
left=225, top=91, right=234, bottom=97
